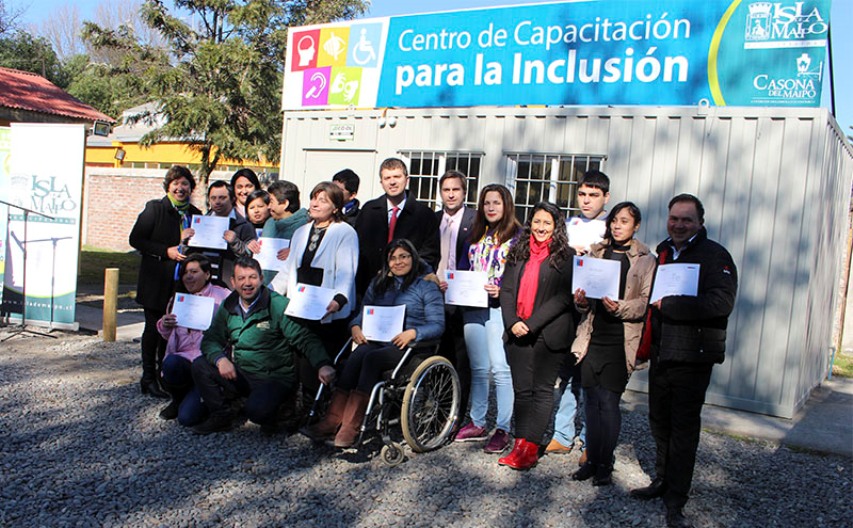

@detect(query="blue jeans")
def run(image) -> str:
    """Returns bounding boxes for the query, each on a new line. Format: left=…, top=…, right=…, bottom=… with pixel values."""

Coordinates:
left=161, top=354, right=207, bottom=426
left=552, top=362, right=586, bottom=446
left=463, top=307, right=513, bottom=431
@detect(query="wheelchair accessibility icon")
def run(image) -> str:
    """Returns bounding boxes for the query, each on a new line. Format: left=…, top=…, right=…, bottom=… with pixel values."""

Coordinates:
left=351, top=28, right=377, bottom=66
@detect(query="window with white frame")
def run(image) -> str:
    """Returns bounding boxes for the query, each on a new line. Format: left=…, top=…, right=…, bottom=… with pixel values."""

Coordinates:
left=505, top=153, right=605, bottom=222
left=400, top=151, right=483, bottom=210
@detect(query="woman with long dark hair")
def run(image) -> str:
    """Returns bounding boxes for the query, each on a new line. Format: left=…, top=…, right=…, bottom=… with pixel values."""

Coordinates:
left=571, top=202, right=655, bottom=486
left=301, top=239, right=445, bottom=449
left=454, top=184, right=521, bottom=454
left=129, top=166, right=201, bottom=399
left=230, top=168, right=261, bottom=219
left=498, top=202, right=576, bottom=470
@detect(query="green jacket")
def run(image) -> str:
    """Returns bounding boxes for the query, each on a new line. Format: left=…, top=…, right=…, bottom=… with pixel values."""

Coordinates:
left=201, top=286, right=330, bottom=385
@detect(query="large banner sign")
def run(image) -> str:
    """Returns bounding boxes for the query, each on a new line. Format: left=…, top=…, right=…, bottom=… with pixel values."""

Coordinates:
left=282, top=0, right=830, bottom=110
left=0, top=127, right=9, bottom=308
left=2, top=124, right=84, bottom=328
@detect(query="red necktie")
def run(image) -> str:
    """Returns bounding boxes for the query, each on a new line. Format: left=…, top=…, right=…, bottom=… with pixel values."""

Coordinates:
left=387, top=206, right=399, bottom=243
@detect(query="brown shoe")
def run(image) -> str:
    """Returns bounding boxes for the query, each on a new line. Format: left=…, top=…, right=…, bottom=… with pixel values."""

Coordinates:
left=545, top=438, right=573, bottom=455
left=300, top=390, right=349, bottom=442
left=333, top=390, right=370, bottom=448
left=578, top=448, right=588, bottom=466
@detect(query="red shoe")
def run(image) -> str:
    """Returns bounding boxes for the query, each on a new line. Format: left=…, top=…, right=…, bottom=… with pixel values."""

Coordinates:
left=498, top=438, right=525, bottom=467
left=514, top=440, right=540, bottom=470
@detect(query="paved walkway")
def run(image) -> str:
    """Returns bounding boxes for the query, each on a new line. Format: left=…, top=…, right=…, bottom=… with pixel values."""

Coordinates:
left=74, top=299, right=853, bottom=458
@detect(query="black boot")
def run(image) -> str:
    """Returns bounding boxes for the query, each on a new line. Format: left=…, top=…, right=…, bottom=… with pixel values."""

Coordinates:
left=140, top=378, right=169, bottom=399
left=159, top=381, right=190, bottom=420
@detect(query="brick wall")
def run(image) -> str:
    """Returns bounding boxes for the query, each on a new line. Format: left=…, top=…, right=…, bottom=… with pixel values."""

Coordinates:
left=84, top=169, right=209, bottom=251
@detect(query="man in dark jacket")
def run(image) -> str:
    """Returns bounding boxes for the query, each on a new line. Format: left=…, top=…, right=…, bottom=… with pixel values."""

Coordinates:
left=354, top=158, right=440, bottom=295
left=191, top=257, right=335, bottom=435
left=630, top=194, right=738, bottom=528
left=333, top=168, right=361, bottom=226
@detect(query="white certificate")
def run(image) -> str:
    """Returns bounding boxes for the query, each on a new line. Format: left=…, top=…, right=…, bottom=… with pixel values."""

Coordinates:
left=361, top=305, right=405, bottom=342
left=254, top=237, right=291, bottom=270
left=187, top=215, right=229, bottom=249
left=444, top=270, right=489, bottom=308
left=572, top=255, right=621, bottom=300
left=171, top=293, right=216, bottom=331
left=284, top=283, right=336, bottom=321
left=650, top=263, right=701, bottom=304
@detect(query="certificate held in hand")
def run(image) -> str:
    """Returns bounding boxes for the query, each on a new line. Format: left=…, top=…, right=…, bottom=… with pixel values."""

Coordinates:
left=445, top=270, right=488, bottom=308
left=187, top=215, right=229, bottom=250
left=254, top=237, right=291, bottom=271
left=284, top=283, right=336, bottom=321
left=572, top=255, right=621, bottom=300
left=361, top=305, right=406, bottom=343
left=171, top=293, right=217, bottom=331
left=650, top=263, right=700, bottom=304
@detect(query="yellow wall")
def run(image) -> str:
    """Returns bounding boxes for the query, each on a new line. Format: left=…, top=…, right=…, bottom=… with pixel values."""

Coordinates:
left=85, top=141, right=276, bottom=171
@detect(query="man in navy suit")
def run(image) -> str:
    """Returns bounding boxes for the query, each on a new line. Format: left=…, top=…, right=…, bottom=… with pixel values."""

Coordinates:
left=354, top=158, right=441, bottom=296
left=435, top=170, right=476, bottom=411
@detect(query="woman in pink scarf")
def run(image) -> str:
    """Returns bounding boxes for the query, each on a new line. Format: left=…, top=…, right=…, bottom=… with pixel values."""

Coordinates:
left=498, top=202, right=576, bottom=470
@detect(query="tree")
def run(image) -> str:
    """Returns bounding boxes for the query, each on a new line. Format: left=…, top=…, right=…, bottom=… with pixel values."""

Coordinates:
left=0, top=0, right=23, bottom=37
left=83, top=0, right=368, bottom=185
left=0, top=31, right=66, bottom=86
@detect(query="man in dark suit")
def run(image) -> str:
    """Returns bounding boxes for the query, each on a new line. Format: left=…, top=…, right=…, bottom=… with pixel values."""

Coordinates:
left=355, top=158, right=440, bottom=295
left=435, top=170, right=476, bottom=409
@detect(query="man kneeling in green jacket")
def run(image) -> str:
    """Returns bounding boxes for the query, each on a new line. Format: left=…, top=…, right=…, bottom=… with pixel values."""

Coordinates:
left=192, top=256, right=335, bottom=435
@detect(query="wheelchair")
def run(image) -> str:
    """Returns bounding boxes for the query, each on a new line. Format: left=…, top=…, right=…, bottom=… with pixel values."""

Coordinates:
left=308, top=338, right=461, bottom=466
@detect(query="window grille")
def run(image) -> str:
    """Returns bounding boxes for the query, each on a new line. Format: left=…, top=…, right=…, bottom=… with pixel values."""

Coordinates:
left=399, top=151, right=483, bottom=210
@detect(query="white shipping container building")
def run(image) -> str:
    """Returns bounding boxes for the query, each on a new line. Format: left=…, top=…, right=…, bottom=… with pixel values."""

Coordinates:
left=278, top=2, right=853, bottom=419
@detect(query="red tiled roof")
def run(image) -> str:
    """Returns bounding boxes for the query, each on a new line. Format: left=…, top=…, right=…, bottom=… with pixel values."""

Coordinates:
left=0, top=66, right=115, bottom=123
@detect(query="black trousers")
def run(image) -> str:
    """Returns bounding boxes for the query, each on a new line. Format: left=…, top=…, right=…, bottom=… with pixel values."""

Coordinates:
left=584, top=384, right=623, bottom=467
left=295, top=318, right=345, bottom=400
left=191, top=358, right=294, bottom=426
left=506, top=335, right=566, bottom=444
left=141, top=308, right=167, bottom=382
left=648, top=360, right=714, bottom=509
left=439, top=306, right=470, bottom=411
left=337, top=342, right=405, bottom=393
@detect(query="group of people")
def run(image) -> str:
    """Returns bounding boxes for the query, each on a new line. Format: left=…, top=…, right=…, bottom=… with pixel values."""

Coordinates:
left=130, top=159, right=737, bottom=528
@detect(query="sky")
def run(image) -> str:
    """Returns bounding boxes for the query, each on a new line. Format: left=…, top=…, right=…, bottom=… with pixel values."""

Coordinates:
left=14, top=0, right=853, bottom=133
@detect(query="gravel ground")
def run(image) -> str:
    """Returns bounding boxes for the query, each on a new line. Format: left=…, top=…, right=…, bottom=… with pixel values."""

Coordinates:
left=1, top=331, right=850, bottom=528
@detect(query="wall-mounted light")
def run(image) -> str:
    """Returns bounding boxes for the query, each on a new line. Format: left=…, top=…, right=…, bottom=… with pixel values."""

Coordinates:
left=114, top=148, right=126, bottom=163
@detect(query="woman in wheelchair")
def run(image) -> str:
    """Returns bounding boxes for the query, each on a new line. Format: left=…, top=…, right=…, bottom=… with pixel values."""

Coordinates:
left=301, top=239, right=445, bottom=448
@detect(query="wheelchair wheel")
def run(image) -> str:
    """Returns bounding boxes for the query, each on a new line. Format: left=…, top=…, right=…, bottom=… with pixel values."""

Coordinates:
left=380, top=442, right=405, bottom=467
left=400, top=356, right=460, bottom=453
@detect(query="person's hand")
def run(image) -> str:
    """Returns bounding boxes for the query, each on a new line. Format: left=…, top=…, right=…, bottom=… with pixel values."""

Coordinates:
left=324, top=300, right=341, bottom=318
left=167, top=246, right=186, bottom=261
left=351, top=325, right=367, bottom=345
left=161, top=313, right=178, bottom=329
left=574, top=288, right=588, bottom=308
left=216, top=357, right=237, bottom=380
left=439, top=280, right=448, bottom=293
left=511, top=321, right=529, bottom=337
left=484, top=283, right=500, bottom=298
left=392, top=329, right=417, bottom=349
left=247, top=240, right=262, bottom=254
left=602, top=296, right=619, bottom=314
left=318, top=365, right=336, bottom=385
left=652, top=299, right=662, bottom=311
left=572, top=245, right=587, bottom=255
left=223, top=230, right=237, bottom=244
left=277, top=248, right=291, bottom=261
left=181, top=227, right=195, bottom=241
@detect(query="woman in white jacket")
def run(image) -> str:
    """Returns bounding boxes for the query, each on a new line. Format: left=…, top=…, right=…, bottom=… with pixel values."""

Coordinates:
left=271, top=181, right=359, bottom=399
